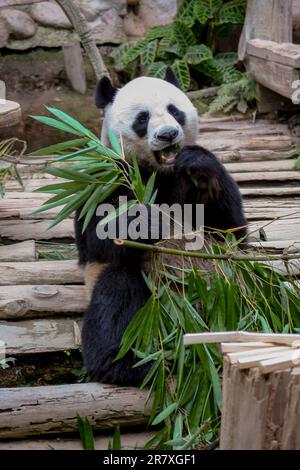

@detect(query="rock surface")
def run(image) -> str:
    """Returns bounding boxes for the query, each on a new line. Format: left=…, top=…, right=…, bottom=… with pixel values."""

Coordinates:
left=0, top=17, right=9, bottom=48
left=79, top=0, right=127, bottom=20
left=0, top=8, right=37, bottom=39
left=90, top=8, right=126, bottom=44
left=31, top=2, right=72, bottom=29
left=7, top=26, right=77, bottom=50
left=139, top=0, right=178, bottom=28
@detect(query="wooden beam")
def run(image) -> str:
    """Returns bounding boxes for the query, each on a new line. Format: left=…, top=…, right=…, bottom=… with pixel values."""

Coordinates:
left=0, top=383, right=150, bottom=438
left=239, top=0, right=293, bottom=61
left=0, top=260, right=83, bottom=285
left=0, top=285, right=87, bottom=319
left=0, top=318, right=82, bottom=353
left=247, top=56, right=299, bottom=99
left=247, top=39, right=300, bottom=68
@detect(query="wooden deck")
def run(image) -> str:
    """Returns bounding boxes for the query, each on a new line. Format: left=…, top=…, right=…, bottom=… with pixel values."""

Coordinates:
left=0, top=114, right=300, bottom=448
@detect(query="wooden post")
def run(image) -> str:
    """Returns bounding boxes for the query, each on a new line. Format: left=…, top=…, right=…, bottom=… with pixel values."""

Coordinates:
left=63, top=42, right=87, bottom=94
left=220, top=360, right=300, bottom=449
left=239, top=0, right=295, bottom=112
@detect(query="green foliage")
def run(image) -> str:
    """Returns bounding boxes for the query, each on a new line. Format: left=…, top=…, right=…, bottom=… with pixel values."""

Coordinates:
left=0, top=138, right=25, bottom=196
left=77, top=415, right=95, bottom=450
left=209, top=73, right=257, bottom=113
left=111, top=0, right=247, bottom=91
left=118, top=242, right=300, bottom=449
left=30, top=107, right=157, bottom=231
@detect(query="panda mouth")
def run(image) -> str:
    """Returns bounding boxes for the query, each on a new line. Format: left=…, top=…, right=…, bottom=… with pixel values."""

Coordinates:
left=153, top=144, right=180, bottom=166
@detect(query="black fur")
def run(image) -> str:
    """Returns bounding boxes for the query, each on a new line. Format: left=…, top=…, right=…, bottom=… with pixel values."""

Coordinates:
left=164, top=67, right=180, bottom=89
left=167, top=104, right=186, bottom=126
left=95, top=76, right=117, bottom=109
left=75, top=145, right=247, bottom=385
left=132, top=110, right=150, bottom=138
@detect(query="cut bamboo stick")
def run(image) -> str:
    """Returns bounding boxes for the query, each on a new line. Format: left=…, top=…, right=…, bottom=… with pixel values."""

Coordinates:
left=260, top=349, right=300, bottom=374
left=184, top=331, right=300, bottom=346
left=220, top=341, right=277, bottom=353
left=236, top=348, right=292, bottom=369
left=227, top=346, right=289, bottom=364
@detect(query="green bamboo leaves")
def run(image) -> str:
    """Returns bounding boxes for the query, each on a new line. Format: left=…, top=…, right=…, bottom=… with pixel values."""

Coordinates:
left=31, top=107, right=157, bottom=231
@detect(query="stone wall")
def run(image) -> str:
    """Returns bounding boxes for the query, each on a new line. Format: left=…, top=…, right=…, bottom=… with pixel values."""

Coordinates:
left=0, top=0, right=179, bottom=50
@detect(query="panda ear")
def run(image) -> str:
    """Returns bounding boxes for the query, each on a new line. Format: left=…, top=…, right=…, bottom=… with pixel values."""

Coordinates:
left=164, top=67, right=180, bottom=89
left=95, top=76, right=117, bottom=109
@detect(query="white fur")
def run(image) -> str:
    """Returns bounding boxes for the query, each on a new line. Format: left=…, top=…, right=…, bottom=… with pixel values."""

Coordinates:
left=101, top=76, right=199, bottom=168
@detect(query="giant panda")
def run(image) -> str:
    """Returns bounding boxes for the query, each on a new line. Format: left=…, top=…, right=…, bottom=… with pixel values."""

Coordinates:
left=75, top=69, right=247, bottom=386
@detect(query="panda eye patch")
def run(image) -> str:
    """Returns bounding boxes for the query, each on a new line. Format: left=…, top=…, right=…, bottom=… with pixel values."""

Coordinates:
left=167, top=104, right=186, bottom=126
left=132, top=111, right=150, bottom=137
left=137, top=111, right=150, bottom=123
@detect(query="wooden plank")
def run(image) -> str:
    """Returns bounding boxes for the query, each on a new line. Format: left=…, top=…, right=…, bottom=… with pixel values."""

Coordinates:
left=0, top=318, right=82, bottom=353
left=0, top=219, right=74, bottom=240
left=221, top=342, right=277, bottom=354
left=199, top=134, right=293, bottom=153
left=247, top=39, right=300, bottom=68
left=0, top=241, right=36, bottom=261
left=242, top=187, right=300, bottom=196
left=225, top=160, right=296, bottom=173
left=0, top=432, right=154, bottom=450
left=63, top=42, right=87, bottom=94
left=216, top=150, right=294, bottom=164
left=247, top=56, right=299, bottom=99
left=0, top=383, right=150, bottom=438
left=0, top=285, right=87, bottom=319
left=0, top=260, right=83, bottom=285
left=200, top=120, right=290, bottom=135
left=234, top=171, right=300, bottom=183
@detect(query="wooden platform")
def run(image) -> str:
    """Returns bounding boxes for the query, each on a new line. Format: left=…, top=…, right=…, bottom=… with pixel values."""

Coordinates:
left=0, top=114, right=299, bottom=448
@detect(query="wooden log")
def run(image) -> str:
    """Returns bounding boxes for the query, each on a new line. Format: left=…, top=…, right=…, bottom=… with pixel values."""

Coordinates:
left=0, top=260, right=83, bottom=285
left=242, top=187, right=300, bottom=196
left=0, top=318, right=82, bottom=353
left=199, top=134, right=293, bottom=153
left=0, top=219, right=74, bottom=240
left=225, top=160, right=296, bottom=173
left=0, top=383, right=150, bottom=438
left=0, top=432, right=154, bottom=450
left=250, top=218, right=300, bottom=242
left=0, top=241, right=36, bottom=261
left=220, top=361, right=300, bottom=449
left=247, top=39, right=300, bottom=68
left=200, top=120, right=290, bottom=135
left=233, top=171, right=300, bottom=183
left=0, top=285, right=87, bottom=319
left=249, top=240, right=300, bottom=252
left=63, top=42, right=87, bottom=94
left=216, top=150, right=294, bottom=164
left=0, top=100, right=21, bottom=128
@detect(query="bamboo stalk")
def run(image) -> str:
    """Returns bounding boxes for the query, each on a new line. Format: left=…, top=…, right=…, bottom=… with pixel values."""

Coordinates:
left=116, top=239, right=300, bottom=262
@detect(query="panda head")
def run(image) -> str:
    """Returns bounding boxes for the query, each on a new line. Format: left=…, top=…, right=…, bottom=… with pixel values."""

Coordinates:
left=96, top=68, right=198, bottom=169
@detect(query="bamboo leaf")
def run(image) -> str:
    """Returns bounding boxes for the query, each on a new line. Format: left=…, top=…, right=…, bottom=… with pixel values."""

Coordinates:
left=152, top=403, right=178, bottom=426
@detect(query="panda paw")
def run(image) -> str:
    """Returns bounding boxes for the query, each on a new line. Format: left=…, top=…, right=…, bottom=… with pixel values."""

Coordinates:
left=175, top=145, right=223, bottom=193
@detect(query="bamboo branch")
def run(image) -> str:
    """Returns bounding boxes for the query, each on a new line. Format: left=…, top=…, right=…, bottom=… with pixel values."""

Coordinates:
left=55, top=0, right=110, bottom=80
left=114, top=239, right=300, bottom=262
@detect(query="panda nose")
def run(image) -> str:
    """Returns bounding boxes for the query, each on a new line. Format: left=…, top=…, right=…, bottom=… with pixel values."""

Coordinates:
left=156, top=127, right=179, bottom=142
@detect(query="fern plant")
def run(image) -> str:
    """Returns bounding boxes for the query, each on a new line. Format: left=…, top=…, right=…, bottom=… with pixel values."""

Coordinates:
left=110, top=0, right=247, bottom=91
